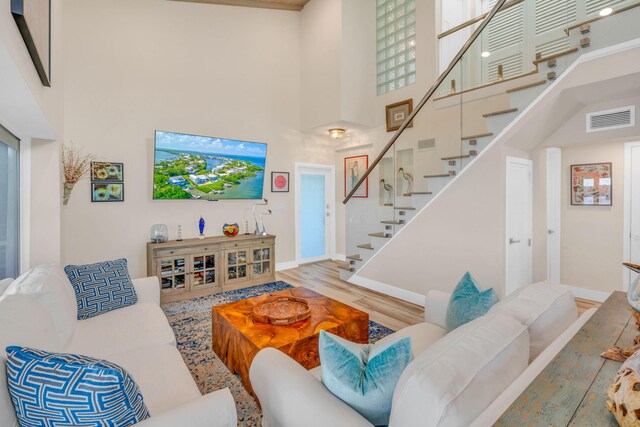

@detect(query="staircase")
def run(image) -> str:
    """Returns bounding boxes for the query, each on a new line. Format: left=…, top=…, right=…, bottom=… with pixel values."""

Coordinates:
left=340, top=0, right=640, bottom=282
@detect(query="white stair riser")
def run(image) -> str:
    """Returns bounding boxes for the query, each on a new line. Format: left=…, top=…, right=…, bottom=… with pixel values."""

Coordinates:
left=485, top=112, right=520, bottom=136
left=424, top=176, right=453, bottom=194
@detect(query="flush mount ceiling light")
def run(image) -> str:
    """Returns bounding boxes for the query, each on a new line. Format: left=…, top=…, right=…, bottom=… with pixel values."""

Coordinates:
left=481, top=51, right=491, bottom=58
left=599, top=7, right=613, bottom=16
left=328, top=128, right=346, bottom=139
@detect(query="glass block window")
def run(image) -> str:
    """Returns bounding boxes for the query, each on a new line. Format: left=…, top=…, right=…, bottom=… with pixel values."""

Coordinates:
left=376, top=0, right=416, bottom=95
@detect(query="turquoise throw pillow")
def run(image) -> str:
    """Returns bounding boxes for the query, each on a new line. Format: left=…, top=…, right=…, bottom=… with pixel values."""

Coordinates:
left=319, top=330, right=411, bottom=426
left=445, top=272, right=499, bottom=331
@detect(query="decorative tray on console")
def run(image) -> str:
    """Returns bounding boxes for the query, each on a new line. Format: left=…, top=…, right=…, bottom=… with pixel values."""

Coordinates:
left=252, top=296, right=311, bottom=325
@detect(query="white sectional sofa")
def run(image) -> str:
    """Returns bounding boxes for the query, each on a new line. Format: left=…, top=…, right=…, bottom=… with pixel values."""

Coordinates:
left=0, top=264, right=237, bottom=427
left=250, top=281, right=597, bottom=427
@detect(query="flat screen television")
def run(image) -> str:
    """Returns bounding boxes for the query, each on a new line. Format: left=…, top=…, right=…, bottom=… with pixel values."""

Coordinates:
left=153, top=130, right=267, bottom=200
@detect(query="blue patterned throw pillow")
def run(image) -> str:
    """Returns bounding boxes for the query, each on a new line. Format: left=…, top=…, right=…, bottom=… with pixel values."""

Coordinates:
left=5, top=346, right=150, bottom=427
left=65, top=258, right=138, bottom=320
left=319, top=330, right=412, bottom=426
left=445, top=272, right=499, bottom=331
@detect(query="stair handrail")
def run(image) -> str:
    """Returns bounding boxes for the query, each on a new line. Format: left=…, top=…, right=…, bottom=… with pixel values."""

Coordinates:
left=343, top=0, right=509, bottom=204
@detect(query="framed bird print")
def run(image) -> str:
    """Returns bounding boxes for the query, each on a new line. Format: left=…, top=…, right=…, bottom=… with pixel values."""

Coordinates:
left=344, top=155, right=368, bottom=198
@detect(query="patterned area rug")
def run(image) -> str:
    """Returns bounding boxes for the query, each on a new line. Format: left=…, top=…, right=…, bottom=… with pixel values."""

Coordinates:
left=162, top=281, right=394, bottom=426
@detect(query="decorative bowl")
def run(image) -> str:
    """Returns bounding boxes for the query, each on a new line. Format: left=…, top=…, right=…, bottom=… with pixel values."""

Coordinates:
left=223, top=223, right=239, bottom=237
left=252, top=297, right=311, bottom=325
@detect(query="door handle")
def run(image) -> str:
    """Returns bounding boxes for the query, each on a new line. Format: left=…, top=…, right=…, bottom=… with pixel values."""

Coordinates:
left=509, top=238, right=520, bottom=244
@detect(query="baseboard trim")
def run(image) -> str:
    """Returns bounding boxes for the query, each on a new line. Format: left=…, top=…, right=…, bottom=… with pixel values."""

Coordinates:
left=561, top=284, right=611, bottom=303
left=334, top=253, right=346, bottom=262
left=349, top=275, right=426, bottom=306
left=276, top=261, right=298, bottom=272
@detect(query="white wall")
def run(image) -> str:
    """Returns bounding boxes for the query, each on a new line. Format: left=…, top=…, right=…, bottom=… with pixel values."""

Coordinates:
left=61, top=0, right=335, bottom=277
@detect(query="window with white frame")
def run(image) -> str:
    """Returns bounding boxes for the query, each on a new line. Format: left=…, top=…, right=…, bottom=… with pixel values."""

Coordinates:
left=0, top=124, right=20, bottom=279
left=376, top=0, right=416, bottom=95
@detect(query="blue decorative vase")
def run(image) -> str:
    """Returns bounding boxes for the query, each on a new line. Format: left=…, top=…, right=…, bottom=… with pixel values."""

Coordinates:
left=199, top=216, right=205, bottom=240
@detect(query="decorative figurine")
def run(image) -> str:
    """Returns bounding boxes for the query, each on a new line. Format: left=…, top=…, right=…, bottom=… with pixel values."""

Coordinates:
left=177, top=225, right=183, bottom=242
left=198, top=216, right=205, bottom=240
left=245, top=220, right=250, bottom=235
left=260, top=210, right=272, bottom=236
left=380, top=179, right=393, bottom=206
left=252, top=199, right=269, bottom=235
left=398, top=167, right=414, bottom=195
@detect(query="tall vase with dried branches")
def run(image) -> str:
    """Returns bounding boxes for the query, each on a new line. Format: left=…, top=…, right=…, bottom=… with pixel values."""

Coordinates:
left=61, top=143, right=94, bottom=205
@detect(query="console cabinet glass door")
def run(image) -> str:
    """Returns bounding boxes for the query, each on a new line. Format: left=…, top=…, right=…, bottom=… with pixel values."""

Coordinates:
left=251, top=245, right=273, bottom=280
left=158, top=256, right=188, bottom=296
left=191, top=251, right=220, bottom=291
left=225, top=249, right=249, bottom=283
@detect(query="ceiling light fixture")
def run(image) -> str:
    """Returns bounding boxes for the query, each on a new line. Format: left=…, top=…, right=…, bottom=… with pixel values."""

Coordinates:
left=599, top=7, right=613, bottom=16
left=481, top=51, right=491, bottom=58
left=328, top=128, right=346, bottom=139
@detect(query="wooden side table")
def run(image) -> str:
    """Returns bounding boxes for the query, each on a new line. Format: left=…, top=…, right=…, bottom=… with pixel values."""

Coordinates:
left=497, top=291, right=630, bottom=426
left=211, top=286, right=369, bottom=396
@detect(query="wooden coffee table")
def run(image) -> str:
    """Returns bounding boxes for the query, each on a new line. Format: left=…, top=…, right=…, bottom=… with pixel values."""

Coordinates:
left=211, top=286, right=369, bottom=395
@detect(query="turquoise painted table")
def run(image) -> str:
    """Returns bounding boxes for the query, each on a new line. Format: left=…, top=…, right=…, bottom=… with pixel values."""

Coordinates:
left=497, top=291, right=633, bottom=426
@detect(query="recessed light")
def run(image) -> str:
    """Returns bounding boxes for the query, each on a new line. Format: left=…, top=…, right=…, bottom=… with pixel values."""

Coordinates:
left=599, top=7, right=613, bottom=16
left=481, top=51, right=491, bottom=58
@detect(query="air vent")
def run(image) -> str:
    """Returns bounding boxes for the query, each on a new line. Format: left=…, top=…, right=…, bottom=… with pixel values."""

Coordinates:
left=586, top=106, right=635, bottom=133
left=418, top=138, right=436, bottom=151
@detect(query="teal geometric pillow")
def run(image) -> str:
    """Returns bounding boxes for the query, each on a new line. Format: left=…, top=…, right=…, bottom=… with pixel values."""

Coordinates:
left=445, top=272, right=499, bottom=331
left=319, top=330, right=412, bottom=426
left=5, top=346, right=150, bottom=427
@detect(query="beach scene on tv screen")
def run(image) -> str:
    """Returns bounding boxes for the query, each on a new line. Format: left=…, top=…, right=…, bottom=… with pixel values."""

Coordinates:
left=153, top=131, right=266, bottom=200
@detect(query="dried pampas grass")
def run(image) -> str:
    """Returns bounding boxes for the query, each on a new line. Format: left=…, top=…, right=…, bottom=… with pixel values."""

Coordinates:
left=62, top=142, right=94, bottom=184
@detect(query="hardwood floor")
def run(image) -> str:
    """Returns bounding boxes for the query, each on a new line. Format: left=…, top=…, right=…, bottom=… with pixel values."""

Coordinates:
left=276, top=260, right=601, bottom=331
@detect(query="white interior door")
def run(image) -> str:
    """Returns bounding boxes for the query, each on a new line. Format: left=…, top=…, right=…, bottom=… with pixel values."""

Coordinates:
left=626, top=143, right=640, bottom=289
left=546, top=148, right=561, bottom=283
left=506, top=157, right=533, bottom=295
left=295, top=164, right=335, bottom=264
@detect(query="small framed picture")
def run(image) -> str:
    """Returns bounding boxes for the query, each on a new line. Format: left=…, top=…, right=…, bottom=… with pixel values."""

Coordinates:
left=570, top=162, right=612, bottom=206
left=344, top=155, right=368, bottom=198
left=92, top=183, right=124, bottom=202
left=91, top=162, right=124, bottom=182
left=271, top=172, right=289, bottom=192
left=386, top=99, right=414, bottom=132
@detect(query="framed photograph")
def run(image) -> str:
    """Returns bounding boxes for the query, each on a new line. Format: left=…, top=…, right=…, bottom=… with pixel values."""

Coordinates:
left=11, top=0, right=51, bottom=87
left=92, top=183, right=124, bottom=202
left=271, top=172, right=289, bottom=193
left=570, top=162, right=612, bottom=206
left=344, top=155, right=368, bottom=198
left=91, top=162, right=124, bottom=182
left=386, top=99, right=414, bottom=132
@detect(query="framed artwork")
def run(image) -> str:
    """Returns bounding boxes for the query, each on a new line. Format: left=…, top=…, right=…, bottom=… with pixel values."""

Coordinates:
left=92, top=183, right=124, bottom=202
left=91, top=162, right=124, bottom=182
left=11, top=0, right=51, bottom=87
left=570, top=162, right=612, bottom=206
left=386, top=99, right=414, bottom=132
left=271, top=172, right=289, bottom=192
left=344, top=155, right=368, bottom=198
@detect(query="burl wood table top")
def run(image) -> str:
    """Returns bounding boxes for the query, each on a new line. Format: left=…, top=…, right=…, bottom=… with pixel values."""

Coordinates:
left=212, top=286, right=369, bottom=349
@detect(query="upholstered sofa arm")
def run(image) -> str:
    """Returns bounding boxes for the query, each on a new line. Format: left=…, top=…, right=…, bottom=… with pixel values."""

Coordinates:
left=250, top=348, right=373, bottom=427
left=424, top=290, right=451, bottom=328
left=136, top=389, right=236, bottom=427
left=132, top=276, right=160, bottom=306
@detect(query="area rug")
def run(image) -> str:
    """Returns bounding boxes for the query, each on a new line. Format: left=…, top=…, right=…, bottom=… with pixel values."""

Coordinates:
left=162, top=281, right=394, bottom=426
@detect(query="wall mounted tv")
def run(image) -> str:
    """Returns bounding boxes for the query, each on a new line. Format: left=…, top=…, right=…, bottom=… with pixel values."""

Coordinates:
left=153, top=131, right=267, bottom=200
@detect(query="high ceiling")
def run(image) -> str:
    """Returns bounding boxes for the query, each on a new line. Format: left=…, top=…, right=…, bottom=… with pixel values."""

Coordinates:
left=172, top=0, right=311, bottom=12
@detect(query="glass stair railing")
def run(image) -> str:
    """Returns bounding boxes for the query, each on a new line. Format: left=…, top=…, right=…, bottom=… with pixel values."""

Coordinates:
left=339, top=0, right=640, bottom=280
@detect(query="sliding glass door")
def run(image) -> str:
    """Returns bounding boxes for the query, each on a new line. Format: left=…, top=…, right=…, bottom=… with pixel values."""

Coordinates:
left=0, top=125, right=20, bottom=279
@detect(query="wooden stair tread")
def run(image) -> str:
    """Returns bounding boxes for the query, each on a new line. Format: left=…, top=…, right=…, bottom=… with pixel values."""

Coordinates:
left=441, top=154, right=471, bottom=160
left=368, top=232, right=391, bottom=238
left=357, top=243, right=374, bottom=250
left=482, top=108, right=518, bottom=118
left=381, top=220, right=404, bottom=225
left=346, top=254, right=362, bottom=261
left=394, top=206, right=416, bottom=210
left=404, top=192, right=433, bottom=196
left=424, top=173, right=451, bottom=178
left=532, top=48, right=579, bottom=65
left=337, top=262, right=355, bottom=272
left=506, top=80, right=547, bottom=93
left=461, top=132, right=493, bottom=141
